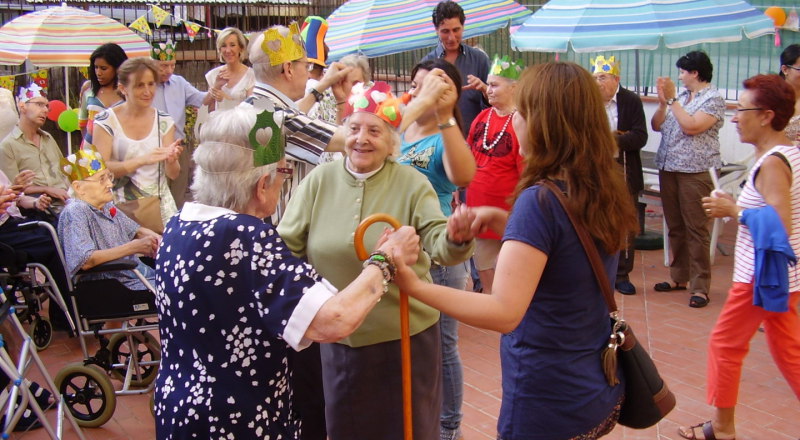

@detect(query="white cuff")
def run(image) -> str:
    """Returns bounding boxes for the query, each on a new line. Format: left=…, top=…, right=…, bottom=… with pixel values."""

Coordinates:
left=283, top=278, right=337, bottom=351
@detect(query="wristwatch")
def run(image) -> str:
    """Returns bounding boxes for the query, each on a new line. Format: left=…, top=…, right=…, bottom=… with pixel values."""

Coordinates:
left=438, top=117, right=457, bottom=130
left=666, top=97, right=677, bottom=106
left=310, top=88, right=324, bottom=102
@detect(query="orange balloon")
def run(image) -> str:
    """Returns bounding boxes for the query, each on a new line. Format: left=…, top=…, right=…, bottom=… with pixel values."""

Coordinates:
left=765, top=6, right=787, bottom=27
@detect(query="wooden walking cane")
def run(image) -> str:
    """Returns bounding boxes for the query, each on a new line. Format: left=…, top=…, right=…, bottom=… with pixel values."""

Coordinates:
left=354, top=213, right=413, bottom=440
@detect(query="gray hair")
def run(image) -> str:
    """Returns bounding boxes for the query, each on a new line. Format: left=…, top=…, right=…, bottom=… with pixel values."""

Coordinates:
left=339, top=115, right=402, bottom=157
left=249, top=25, right=305, bottom=83
left=339, top=54, right=371, bottom=83
left=191, top=104, right=277, bottom=212
left=216, top=27, right=248, bottom=63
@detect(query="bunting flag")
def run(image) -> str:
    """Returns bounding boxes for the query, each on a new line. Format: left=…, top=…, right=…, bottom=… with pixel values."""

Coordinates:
left=184, top=21, right=201, bottom=42
left=0, top=76, right=14, bottom=92
left=30, top=69, right=48, bottom=92
left=79, top=66, right=89, bottom=79
left=129, top=15, right=152, bottom=36
left=151, top=5, right=170, bottom=28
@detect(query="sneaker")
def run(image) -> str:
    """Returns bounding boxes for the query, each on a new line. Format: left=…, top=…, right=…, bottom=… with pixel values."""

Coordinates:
left=440, top=427, right=463, bottom=440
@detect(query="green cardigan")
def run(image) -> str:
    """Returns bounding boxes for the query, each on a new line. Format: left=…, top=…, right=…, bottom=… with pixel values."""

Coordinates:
left=278, top=159, right=474, bottom=347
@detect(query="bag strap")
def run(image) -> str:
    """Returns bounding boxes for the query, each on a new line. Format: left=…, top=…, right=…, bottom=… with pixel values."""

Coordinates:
left=540, top=180, right=619, bottom=314
left=156, top=111, right=162, bottom=200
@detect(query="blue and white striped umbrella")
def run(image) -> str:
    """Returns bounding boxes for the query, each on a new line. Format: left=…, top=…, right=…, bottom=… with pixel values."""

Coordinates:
left=511, top=0, right=775, bottom=53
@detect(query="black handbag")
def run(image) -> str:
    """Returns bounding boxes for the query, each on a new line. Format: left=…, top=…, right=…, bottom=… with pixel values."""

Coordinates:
left=542, top=180, right=676, bottom=429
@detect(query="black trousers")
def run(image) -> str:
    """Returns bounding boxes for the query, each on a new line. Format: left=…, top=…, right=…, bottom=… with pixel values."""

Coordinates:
left=0, top=217, right=71, bottom=328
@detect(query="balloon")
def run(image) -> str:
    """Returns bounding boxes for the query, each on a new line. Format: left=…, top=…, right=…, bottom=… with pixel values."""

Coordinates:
left=765, top=6, right=787, bottom=27
left=58, top=109, right=79, bottom=132
left=47, top=99, right=66, bottom=121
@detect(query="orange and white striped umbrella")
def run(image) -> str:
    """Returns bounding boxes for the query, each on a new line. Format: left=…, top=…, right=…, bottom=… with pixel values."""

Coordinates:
left=0, top=5, right=151, bottom=67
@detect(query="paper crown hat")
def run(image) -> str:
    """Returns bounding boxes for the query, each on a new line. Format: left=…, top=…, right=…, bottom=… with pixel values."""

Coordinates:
left=300, top=16, right=328, bottom=68
left=261, top=22, right=305, bottom=66
left=18, top=83, right=44, bottom=103
left=590, top=55, right=620, bottom=76
left=344, top=82, right=407, bottom=129
left=151, top=40, right=176, bottom=61
left=489, top=55, right=524, bottom=80
left=247, top=98, right=285, bottom=167
left=60, top=147, right=107, bottom=182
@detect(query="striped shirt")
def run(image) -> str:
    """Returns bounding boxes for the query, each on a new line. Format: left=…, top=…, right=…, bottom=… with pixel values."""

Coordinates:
left=733, top=144, right=800, bottom=290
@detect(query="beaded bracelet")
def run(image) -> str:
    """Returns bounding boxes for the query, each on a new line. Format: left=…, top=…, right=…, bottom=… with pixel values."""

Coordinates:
left=368, top=250, right=396, bottom=280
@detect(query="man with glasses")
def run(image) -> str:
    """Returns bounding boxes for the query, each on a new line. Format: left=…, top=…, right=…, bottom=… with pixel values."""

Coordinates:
left=0, top=84, right=70, bottom=217
left=590, top=55, right=648, bottom=296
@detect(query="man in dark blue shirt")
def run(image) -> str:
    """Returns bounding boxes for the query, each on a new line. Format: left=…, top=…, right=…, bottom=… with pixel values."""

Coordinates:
left=422, top=1, right=490, bottom=136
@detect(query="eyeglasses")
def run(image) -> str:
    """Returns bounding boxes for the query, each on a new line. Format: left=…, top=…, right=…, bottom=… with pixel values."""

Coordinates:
left=277, top=167, right=294, bottom=176
left=27, top=101, right=49, bottom=109
left=735, top=107, right=764, bottom=113
left=594, top=74, right=615, bottom=83
left=784, top=64, right=800, bottom=72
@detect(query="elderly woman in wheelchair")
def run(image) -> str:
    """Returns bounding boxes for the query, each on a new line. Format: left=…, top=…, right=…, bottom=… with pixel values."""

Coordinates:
left=57, top=148, right=159, bottom=292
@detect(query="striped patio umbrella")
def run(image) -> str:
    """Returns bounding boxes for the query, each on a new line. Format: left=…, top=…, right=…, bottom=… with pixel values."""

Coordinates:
left=326, top=0, right=532, bottom=61
left=0, top=5, right=151, bottom=67
left=511, top=0, right=775, bottom=53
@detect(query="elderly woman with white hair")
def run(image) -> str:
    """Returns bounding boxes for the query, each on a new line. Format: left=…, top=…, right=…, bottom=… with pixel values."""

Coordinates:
left=278, top=82, right=476, bottom=440
left=153, top=103, right=419, bottom=439
left=205, top=27, right=255, bottom=112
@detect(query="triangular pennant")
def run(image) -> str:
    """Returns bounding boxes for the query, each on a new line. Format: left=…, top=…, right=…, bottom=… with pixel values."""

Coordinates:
left=0, top=75, right=14, bottom=92
left=184, top=21, right=201, bottom=42
left=30, top=69, right=48, bottom=93
left=129, top=15, right=152, bottom=36
left=151, top=5, right=170, bottom=28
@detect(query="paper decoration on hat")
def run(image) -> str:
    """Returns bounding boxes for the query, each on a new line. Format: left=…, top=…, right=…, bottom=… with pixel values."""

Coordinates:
left=300, top=16, right=328, bottom=67
left=247, top=99, right=285, bottom=167
left=184, top=21, right=201, bottom=42
left=129, top=15, right=152, bottom=36
left=60, top=147, right=107, bottom=182
left=151, top=5, right=170, bottom=28
left=489, top=55, right=524, bottom=81
left=0, top=75, right=14, bottom=92
left=18, top=83, right=44, bottom=103
left=344, top=81, right=405, bottom=129
left=590, top=55, right=620, bottom=76
left=152, top=40, right=176, bottom=61
left=261, top=22, right=305, bottom=66
left=30, top=70, right=48, bottom=92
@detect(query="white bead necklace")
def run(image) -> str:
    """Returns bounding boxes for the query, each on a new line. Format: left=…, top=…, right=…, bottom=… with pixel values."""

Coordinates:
left=482, top=107, right=515, bottom=151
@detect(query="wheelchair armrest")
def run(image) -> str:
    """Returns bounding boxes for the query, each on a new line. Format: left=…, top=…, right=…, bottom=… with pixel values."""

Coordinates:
left=78, top=258, right=138, bottom=274
left=16, top=221, right=43, bottom=231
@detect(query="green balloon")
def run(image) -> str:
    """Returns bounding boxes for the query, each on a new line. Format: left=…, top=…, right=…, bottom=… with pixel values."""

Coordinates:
left=58, top=108, right=79, bottom=132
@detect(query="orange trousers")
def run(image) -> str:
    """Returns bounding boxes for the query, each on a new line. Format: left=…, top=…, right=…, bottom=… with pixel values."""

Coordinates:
left=707, top=282, right=800, bottom=407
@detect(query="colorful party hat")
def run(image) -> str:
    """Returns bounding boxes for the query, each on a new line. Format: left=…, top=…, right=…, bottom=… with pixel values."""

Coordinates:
left=261, top=22, right=305, bottom=66
left=60, top=147, right=107, bottom=182
left=300, top=16, right=328, bottom=67
left=151, top=40, right=177, bottom=61
left=344, top=81, right=405, bottom=129
left=590, top=55, right=620, bottom=76
left=17, top=83, right=44, bottom=103
left=489, top=55, right=524, bottom=80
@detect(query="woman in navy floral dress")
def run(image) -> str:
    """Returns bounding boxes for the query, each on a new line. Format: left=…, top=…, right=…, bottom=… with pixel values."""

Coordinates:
left=154, top=104, right=418, bottom=439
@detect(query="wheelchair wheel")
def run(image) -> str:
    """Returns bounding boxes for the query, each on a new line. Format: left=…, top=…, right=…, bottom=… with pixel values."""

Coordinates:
left=29, top=316, right=52, bottom=351
left=55, top=363, right=116, bottom=428
left=108, top=332, right=161, bottom=387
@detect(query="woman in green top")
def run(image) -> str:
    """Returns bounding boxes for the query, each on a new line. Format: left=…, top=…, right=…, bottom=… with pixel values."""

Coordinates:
left=278, top=81, right=475, bottom=440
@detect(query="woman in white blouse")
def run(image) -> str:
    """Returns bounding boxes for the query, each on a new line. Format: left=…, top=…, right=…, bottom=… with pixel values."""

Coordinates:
left=206, top=27, right=255, bottom=112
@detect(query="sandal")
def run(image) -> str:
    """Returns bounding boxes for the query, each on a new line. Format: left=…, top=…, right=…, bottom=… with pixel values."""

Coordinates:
left=690, top=292, right=710, bottom=308
left=678, top=421, right=736, bottom=440
left=654, top=281, right=687, bottom=292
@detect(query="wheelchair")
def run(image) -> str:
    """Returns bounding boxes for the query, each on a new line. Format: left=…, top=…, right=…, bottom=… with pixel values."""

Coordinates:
left=0, top=222, right=76, bottom=351
left=2, top=221, right=160, bottom=428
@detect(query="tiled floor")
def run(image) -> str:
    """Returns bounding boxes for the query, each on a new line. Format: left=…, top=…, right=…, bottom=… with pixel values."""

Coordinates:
left=9, top=213, right=800, bottom=439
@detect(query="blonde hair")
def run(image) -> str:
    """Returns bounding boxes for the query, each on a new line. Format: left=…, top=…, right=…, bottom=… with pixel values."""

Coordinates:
left=216, top=27, right=248, bottom=63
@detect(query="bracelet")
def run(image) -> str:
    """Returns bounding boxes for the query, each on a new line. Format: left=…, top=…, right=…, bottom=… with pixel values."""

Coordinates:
left=362, top=251, right=396, bottom=283
left=437, top=117, right=457, bottom=130
left=369, top=250, right=396, bottom=279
